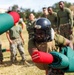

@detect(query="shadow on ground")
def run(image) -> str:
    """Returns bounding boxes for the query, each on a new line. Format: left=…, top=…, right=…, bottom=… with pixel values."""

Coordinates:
left=0, top=59, right=35, bottom=67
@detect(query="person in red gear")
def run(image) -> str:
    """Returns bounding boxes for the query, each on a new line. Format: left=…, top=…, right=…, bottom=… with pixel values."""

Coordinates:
left=28, top=18, right=73, bottom=75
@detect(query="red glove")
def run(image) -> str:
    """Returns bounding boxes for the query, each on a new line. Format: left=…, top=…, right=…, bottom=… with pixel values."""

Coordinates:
left=32, top=51, right=54, bottom=64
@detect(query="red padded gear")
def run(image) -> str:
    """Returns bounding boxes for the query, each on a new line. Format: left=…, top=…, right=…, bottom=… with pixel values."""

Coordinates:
left=32, top=51, right=54, bottom=64
left=8, top=11, right=20, bottom=24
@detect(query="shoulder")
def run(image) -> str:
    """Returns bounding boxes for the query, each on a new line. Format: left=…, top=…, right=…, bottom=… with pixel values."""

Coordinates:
left=65, top=7, right=70, bottom=10
left=53, top=12, right=57, bottom=16
left=54, top=33, right=66, bottom=44
left=53, top=12, right=57, bottom=14
left=16, top=25, right=22, bottom=30
left=64, top=7, right=71, bottom=13
left=54, top=33, right=65, bottom=40
left=54, top=33, right=60, bottom=40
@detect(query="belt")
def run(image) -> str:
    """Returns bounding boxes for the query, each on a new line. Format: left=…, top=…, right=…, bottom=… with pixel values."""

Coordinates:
left=10, top=37, right=16, bottom=40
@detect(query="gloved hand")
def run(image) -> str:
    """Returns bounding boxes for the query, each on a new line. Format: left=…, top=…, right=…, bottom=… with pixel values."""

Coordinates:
left=32, top=51, right=54, bottom=64
left=19, top=18, right=23, bottom=23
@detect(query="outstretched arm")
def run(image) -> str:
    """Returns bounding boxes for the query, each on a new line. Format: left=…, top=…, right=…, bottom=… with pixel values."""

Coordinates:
left=64, top=38, right=73, bottom=50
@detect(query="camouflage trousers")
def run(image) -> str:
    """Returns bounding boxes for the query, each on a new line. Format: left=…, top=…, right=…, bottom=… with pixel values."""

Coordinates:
left=47, top=68, right=64, bottom=75
left=59, top=24, right=72, bottom=39
left=10, top=38, right=26, bottom=62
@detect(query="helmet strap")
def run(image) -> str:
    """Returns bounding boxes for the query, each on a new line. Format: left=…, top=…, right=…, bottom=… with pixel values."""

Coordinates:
left=51, top=28, right=54, bottom=40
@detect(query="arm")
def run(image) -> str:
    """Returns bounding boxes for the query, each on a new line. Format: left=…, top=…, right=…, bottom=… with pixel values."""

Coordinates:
left=63, top=38, right=73, bottom=50
left=21, top=21, right=26, bottom=29
left=28, top=39, right=38, bottom=56
left=67, top=8, right=73, bottom=29
left=6, top=31, right=13, bottom=44
left=20, top=32, right=25, bottom=44
left=56, top=33, right=73, bottom=50
left=19, top=18, right=26, bottom=29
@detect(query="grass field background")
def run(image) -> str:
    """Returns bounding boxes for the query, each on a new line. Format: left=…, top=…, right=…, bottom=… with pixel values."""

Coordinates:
left=0, top=27, right=74, bottom=75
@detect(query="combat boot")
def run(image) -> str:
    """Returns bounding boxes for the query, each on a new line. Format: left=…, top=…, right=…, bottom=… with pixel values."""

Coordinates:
left=21, top=60, right=30, bottom=66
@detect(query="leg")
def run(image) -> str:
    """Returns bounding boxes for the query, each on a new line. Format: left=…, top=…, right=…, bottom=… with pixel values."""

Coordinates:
left=17, top=43, right=26, bottom=61
left=10, top=43, right=17, bottom=63
left=17, top=43, right=30, bottom=66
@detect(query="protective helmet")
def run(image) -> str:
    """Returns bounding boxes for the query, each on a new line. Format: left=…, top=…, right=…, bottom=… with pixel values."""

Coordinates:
left=35, top=18, right=51, bottom=29
left=34, top=18, right=54, bottom=43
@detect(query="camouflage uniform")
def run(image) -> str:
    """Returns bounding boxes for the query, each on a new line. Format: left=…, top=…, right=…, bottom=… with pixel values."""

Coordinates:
left=28, top=33, right=66, bottom=75
left=57, top=7, right=73, bottom=39
left=0, top=42, right=3, bottom=64
left=8, top=25, right=26, bottom=63
left=48, top=12, right=57, bottom=32
left=26, top=19, right=36, bottom=39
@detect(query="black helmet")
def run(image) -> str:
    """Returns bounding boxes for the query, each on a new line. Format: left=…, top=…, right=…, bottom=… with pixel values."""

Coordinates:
left=34, top=18, right=54, bottom=43
left=35, top=18, right=51, bottom=30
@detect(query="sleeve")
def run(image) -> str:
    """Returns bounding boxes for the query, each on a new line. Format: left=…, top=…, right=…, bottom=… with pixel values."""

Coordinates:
left=67, top=8, right=73, bottom=28
left=55, top=34, right=66, bottom=45
left=19, top=25, right=22, bottom=33
left=28, top=39, right=37, bottom=55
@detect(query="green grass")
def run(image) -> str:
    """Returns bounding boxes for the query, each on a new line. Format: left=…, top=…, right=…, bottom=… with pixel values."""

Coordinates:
left=0, top=28, right=74, bottom=75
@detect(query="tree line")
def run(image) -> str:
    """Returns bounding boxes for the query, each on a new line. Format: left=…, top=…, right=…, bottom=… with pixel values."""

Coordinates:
left=9, top=1, right=74, bottom=20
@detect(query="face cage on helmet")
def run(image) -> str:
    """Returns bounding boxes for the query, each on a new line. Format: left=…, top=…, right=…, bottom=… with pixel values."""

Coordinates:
left=34, top=27, right=51, bottom=43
